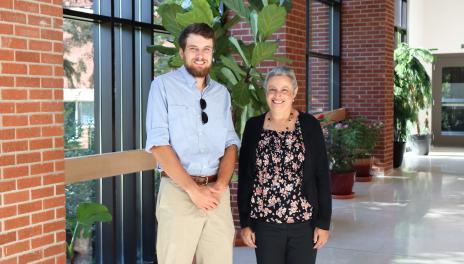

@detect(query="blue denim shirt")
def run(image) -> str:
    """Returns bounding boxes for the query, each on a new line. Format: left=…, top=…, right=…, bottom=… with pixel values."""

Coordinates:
left=145, top=66, right=240, bottom=176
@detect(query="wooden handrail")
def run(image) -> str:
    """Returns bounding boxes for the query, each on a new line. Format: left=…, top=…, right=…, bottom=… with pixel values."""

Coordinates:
left=64, top=150, right=156, bottom=184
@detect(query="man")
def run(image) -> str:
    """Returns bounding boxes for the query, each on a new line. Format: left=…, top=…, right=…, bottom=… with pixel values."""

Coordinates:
left=145, top=23, right=240, bottom=264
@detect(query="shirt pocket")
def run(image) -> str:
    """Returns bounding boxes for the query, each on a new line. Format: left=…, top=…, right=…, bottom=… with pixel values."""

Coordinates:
left=205, top=110, right=227, bottom=155
left=168, top=104, right=196, bottom=151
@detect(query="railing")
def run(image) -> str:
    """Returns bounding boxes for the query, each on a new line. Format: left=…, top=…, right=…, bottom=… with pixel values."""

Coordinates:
left=64, top=108, right=347, bottom=184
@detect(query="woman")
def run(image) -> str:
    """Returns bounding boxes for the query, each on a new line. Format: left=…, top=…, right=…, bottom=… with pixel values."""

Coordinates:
left=238, top=66, right=332, bottom=264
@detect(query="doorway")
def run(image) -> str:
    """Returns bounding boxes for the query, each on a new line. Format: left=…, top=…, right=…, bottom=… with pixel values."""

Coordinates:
left=432, top=54, right=464, bottom=146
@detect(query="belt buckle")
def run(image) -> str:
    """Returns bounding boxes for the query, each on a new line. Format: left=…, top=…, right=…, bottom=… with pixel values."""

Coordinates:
left=200, top=176, right=208, bottom=186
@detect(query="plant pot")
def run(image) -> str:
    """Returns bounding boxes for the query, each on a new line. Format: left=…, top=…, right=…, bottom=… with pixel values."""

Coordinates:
left=353, top=157, right=373, bottom=182
left=410, top=134, right=431, bottom=155
left=393, top=141, right=406, bottom=168
left=330, top=171, right=356, bottom=199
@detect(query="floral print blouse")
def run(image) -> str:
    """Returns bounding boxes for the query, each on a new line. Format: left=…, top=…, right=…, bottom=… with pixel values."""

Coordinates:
left=250, top=119, right=313, bottom=224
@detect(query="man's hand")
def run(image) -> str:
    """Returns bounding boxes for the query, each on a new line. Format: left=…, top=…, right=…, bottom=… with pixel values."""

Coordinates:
left=313, top=227, right=330, bottom=249
left=208, top=183, right=228, bottom=201
left=240, top=227, right=256, bottom=248
left=186, top=186, right=219, bottom=211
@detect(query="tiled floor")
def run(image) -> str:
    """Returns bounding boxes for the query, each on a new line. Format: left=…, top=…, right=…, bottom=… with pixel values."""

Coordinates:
left=233, top=148, right=464, bottom=264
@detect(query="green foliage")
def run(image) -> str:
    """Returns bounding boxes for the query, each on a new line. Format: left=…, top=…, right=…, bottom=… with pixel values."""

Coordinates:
left=394, top=43, right=433, bottom=141
left=345, top=118, right=384, bottom=158
left=325, top=121, right=359, bottom=173
left=67, top=202, right=112, bottom=259
left=147, top=0, right=292, bottom=136
left=257, top=5, right=286, bottom=41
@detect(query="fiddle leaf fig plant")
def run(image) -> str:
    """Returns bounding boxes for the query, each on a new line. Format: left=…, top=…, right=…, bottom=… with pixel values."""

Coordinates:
left=147, top=0, right=292, bottom=136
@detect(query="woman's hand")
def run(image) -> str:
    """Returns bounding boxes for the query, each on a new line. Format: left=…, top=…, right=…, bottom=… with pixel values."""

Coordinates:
left=240, top=227, right=257, bottom=248
left=313, top=227, right=329, bottom=249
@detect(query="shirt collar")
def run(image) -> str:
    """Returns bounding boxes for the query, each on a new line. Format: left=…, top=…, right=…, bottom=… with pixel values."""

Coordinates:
left=178, top=65, right=212, bottom=91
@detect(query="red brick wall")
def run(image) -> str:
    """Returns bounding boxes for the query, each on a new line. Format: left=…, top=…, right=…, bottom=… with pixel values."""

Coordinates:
left=341, top=0, right=395, bottom=172
left=0, top=0, right=66, bottom=263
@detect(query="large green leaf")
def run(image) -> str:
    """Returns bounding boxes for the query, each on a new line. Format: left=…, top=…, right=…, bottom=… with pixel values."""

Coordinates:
left=232, top=80, right=251, bottom=107
left=258, top=4, right=286, bottom=40
left=176, top=0, right=214, bottom=27
left=220, top=67, right=238, bottom=86
left=221, top=55, right=246, bottom=77
left=251, top=42, right=278, bottom=66
left=77, top=202, right=112, bottom=225
left=147, top=45, right=178, bottom=55
left=223, top=0, right=250, bottom=19
left=158, top=4, right=184, bottom=36
left=249, top=10, right=259, bottom=42
left=229, top=37, right=250, bottom=67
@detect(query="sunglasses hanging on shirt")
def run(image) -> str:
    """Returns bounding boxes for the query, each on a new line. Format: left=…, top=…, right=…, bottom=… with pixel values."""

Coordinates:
left=200, top=98, right=208, bottom=124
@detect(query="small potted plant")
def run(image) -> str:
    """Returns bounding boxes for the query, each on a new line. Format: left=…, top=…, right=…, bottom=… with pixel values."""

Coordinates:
left=347, top=118, right=384, bottom=182
left=325, top=120, right=358, bottom=199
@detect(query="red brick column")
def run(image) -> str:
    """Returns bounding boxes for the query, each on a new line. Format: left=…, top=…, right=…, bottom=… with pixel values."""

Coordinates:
left=341, top=0, right=395, bottom=172
left=0, top=0, right=66, bottom=263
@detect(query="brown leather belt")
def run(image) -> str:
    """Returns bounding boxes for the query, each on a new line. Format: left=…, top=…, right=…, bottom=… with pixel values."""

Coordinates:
left=161, top=171, right=217, bottom=186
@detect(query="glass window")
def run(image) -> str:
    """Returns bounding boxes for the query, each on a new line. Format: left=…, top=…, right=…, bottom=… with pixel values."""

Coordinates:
left=309, top=1, right=330, bottom=55
left=309, top=57, right=331, bottom=112
left=63, top=0, right=157, bottom=262
left=63, top=19, right=95, bottom=157
left=307, top=0, right=340, bottom=111
left=63, top=0, right=94, bottom=13
left=395, top=0, right=407, bottom=45
left=441, top=67, right=464, bottom=135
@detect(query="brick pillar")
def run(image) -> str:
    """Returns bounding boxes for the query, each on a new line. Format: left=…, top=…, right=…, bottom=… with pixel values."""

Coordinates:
left=341, top=0, right=395, bottom=172
left=0, top=0, right=66, bottom=263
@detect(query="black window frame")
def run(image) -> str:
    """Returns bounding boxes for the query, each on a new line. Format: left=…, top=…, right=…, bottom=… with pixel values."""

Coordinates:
left=306, top=0, right=341, bottom=112
left=395, top=0, right=408, bottom=45
left=63, top=1, right=168, bottom=263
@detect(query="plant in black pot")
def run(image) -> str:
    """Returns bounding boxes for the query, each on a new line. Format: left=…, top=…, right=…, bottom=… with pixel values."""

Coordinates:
left=326, top=120, right=358, bottom=199
left=394, top=43, right=433, bottom=167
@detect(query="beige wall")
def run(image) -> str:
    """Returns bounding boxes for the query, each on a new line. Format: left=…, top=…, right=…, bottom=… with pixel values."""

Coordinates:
left=409, top=0, right=464, bottom=54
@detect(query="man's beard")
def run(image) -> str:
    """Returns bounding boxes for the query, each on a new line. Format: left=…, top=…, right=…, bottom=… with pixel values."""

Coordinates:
left=185, top=61, right=211, bottom=77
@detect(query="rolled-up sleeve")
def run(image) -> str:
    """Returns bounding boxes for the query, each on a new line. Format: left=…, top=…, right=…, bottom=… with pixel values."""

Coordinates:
left=224, top=92, right=241, bottom=149
left=145, top=78, right=170, bottom=153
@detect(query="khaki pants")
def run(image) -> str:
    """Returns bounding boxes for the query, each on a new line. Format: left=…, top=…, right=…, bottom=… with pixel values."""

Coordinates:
left=156, top=177, right=235, bottom=264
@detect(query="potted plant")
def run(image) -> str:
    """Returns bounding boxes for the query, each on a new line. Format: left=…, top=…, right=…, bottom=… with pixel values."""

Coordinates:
left=410, top=111, right=432, bottom=155
left=67, top=202, right=112, bottom=264
left=148, top=0, right=292, bottom=136
left=347, top=118, right=383, bottom=182
left=325, top=120, right=358, bottom=199
left=394, top=43, right=433, bottom=167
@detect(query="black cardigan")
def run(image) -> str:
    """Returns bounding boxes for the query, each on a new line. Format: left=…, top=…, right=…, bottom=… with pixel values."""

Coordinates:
left=238, top=112, right=332, bottom=230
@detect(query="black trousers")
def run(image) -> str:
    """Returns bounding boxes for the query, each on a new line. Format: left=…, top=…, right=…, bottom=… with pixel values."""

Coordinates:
left=253, top=221, right=317, bottom=264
